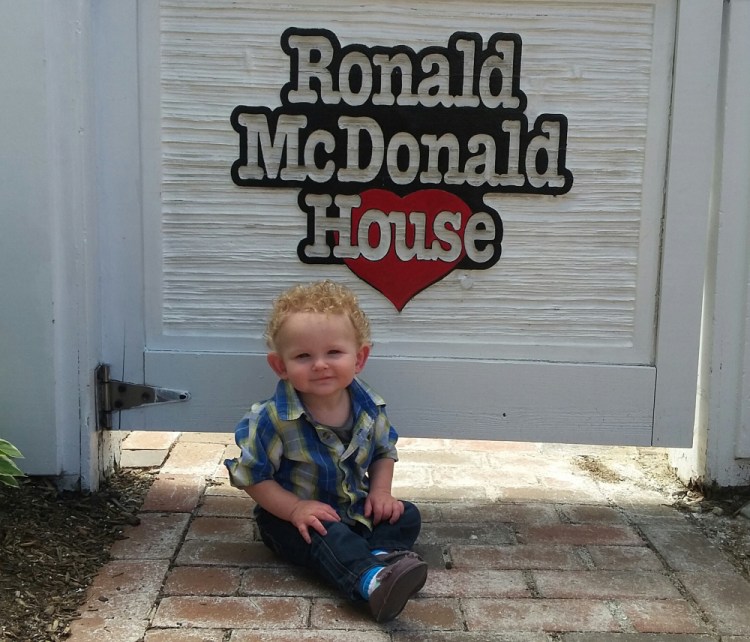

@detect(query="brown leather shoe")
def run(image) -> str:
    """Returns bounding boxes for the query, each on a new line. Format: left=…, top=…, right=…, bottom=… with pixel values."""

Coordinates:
left=368, top=556, right=428, bottom=622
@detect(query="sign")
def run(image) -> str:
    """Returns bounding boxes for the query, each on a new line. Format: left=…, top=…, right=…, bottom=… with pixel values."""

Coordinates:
left=232, top=28, right=573, bottom=309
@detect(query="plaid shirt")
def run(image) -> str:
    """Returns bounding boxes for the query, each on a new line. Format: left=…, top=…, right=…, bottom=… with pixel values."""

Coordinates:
left=224, top=378, right=399, bottom=528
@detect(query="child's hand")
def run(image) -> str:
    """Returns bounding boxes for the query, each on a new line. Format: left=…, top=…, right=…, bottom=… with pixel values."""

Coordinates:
left=365, top=490, right=405, bottom=525
left=289, top=500, right=341, bottom=544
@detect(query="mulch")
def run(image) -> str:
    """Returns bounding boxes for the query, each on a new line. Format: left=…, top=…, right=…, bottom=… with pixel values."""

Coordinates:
left=0, top=469, right=154, bottom=641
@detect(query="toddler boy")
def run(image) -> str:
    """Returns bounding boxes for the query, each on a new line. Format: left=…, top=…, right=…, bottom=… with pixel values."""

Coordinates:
left=224, top=280, right=427, bottom=622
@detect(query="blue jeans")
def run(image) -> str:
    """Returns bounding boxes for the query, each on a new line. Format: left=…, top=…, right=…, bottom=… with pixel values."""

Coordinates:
left=255, top=501, right=422, bottom=601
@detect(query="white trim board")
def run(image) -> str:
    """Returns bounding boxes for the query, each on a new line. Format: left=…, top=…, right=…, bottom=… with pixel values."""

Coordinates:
left=136, top=351, right=656, bottom=446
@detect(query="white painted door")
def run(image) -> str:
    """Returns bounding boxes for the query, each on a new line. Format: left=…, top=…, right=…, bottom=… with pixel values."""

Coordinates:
left=95, top=0, right=721, bottom=446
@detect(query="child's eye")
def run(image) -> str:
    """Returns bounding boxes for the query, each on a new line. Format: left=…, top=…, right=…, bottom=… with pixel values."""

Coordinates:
left=294, top=353, right=310, bottom=360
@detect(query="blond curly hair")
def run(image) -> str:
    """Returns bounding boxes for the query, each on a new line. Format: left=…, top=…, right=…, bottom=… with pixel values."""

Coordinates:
left=265, top=280, right=372, bottom=350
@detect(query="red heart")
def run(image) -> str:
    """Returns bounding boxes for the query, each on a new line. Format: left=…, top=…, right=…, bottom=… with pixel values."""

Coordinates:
left=344, top=189, right=471, bottom=311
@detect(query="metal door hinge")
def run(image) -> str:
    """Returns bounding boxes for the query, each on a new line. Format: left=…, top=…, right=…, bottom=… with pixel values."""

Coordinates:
left=96, top=363, right=190, bottom=430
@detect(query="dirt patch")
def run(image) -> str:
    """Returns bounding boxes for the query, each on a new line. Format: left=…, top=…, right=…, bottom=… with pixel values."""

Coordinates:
left=0, top=469, right=154, bottom=641
left=573, top=454, right=625, bottom=484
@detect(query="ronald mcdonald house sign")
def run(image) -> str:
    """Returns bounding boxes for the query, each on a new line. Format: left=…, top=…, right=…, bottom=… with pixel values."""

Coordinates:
left=231, top=28, right=573, bottom=310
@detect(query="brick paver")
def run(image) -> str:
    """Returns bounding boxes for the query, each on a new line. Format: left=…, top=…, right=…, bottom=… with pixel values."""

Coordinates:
left=68, top=616, right=149, bottom=642
left=175, top=539, right=277, bottom=567
left=185, top=515, right=255, bottom=541
left=109, top=512, right=190, bottom=560
left=198, top=493, right=256, bottom=517
left=618, top=599, right=710, bottom=634
left=118, top=431, right=179, bottom=469
left=239, top=566, right=337, bottom=597
left=76, top=559, right=170, bottom=620
left=678, top=571, right=750, bottom=634
left=639, top=520, right=739, bottom=573
left=559, top=504, right=626, bottom=524
left=162, top=566, right=242, bottom=596
left=152, top=596, right=309, bottom=629
left=393, top=634, right=551, bottom=642
left=462, top=598, right=621, bottom=632
left=450, top=543, right=585, bottom=570
left=65, top=433, right=750, bottom=641
left=231, top=631, right=392, bottom=641
left=584, top=545, right=664, bottom=571
left=419, top=521, right=516, bottom=545
left=140, top=474, right=206, bottom=512
left=560, top=635, right=716, bottom=641
left=437, top=501, right=561, bottom=525
left=159, top=441, right=227, bottom=476
left=144, top=630, right=226, bottom=642
left=121, top=431, right=180, bottom=451
left=423, top=568, right=530, bottom=598
left=517, top=523, right=645, bottom=546
left=533, top=570, right=681, bottom=599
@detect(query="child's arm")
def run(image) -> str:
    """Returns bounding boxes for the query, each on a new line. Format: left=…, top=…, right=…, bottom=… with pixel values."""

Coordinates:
left=242, top=479, right=341, bottom=544
left=365, top=457, right=405, bottom=525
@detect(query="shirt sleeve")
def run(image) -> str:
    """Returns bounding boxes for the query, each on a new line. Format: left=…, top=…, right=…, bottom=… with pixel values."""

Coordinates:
left=371, top=409, right=399, bottom=462
left=224, top=404, right=282, bottom=489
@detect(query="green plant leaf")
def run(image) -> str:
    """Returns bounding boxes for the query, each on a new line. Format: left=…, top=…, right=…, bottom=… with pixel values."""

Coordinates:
left=0, top=473, right=21, bottom=488
left=0, top=454, right=25, bottom=478
left=0, top=438, right=24, bottom=459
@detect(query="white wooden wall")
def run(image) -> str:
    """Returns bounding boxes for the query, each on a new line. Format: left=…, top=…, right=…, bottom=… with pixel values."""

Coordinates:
left=670, top=0, right=750, bottom=487
left=0, top=0, right=102, bottom=487
left=1, top=0, right=749, bottom=487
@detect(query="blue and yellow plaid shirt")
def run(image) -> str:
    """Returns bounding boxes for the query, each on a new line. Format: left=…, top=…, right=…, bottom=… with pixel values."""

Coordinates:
left=224, top=378, right=399, bottom=529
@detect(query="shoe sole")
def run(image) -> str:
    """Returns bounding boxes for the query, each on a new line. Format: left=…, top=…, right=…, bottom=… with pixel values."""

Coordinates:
left=373, top=563, right=428, bottom=623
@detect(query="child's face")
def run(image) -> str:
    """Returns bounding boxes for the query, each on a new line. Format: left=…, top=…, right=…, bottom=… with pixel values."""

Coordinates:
left=267, top=312, right=370, bottom=403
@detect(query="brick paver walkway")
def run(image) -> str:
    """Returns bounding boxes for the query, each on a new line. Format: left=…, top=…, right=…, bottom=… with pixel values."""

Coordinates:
left=68, top=433, right=750, bottom=641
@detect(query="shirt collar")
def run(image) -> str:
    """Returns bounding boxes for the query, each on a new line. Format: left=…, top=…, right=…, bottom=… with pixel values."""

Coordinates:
left=272, top=378, right=385, bottom=422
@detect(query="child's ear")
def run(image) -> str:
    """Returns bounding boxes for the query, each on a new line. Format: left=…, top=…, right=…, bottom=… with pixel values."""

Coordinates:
left=267, top=352, right=288, bottom=379
left=354, top=344, right=371, bottom=374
